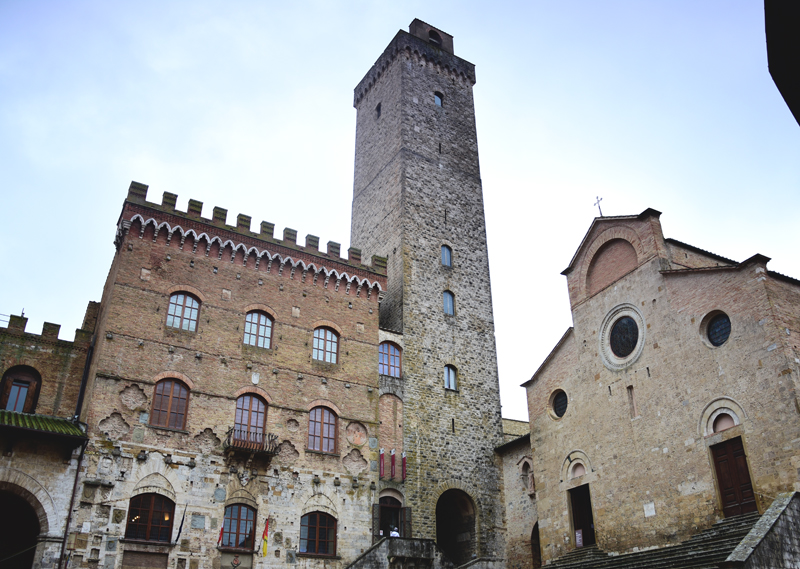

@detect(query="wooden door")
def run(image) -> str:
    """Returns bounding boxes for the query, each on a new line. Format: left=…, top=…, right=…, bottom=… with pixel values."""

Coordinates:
left=712, top=437, right=757, bottom=517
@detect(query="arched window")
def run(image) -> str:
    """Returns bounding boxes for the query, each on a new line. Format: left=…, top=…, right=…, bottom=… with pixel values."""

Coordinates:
left=300, top=512, right=337, bottom=556
left=443, top=291, right=455, bottom=315
left=1, top=366, right=41, bottom=414
left=166, top=292, right=200, bottom=332
left=379, top=342, right=402, bottom=378
left=125, top=493, right=175, bottom=542
left=312, top=327, right=339, bottom=364
left=222, top=504, right=256, bottom=549
left=434, top=91, right=444, bottom=107
left=429, top=30, right=442, bottom=46
left=150, top=379, right=189, bottom=430
left=308, top=407, right=337, bottom=453
left=441, top=245, right=452, bottom=267
left=244, top=311, right=273, bottom=349
left=444, top=365, right=457, bottom=390
left=234, top=395, right=267, bottom=448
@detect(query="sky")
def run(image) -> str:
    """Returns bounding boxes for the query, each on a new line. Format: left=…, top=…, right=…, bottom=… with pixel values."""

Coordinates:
left=1, top=1, right=798, bottom=421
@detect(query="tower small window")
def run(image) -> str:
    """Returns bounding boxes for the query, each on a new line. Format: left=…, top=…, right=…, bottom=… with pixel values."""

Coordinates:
left=428, top=30, right=442, bottom=46
left=441, top=245, right=452, bottom=267
left=376, top=102, right=381, bottom=119
left=434, top=92, right=443, bottom=107
left=443, top=291, right=455, bottom=315
left=444, top=365, right=457, bottom=390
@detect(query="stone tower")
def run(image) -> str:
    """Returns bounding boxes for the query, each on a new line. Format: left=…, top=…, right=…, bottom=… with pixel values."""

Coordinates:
left=351, top=20, right=505, bottom=563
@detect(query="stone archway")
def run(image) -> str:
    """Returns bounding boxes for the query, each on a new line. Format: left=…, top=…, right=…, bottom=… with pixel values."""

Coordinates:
left=0, top=489, right=41, bottom=569
left=435, top=488, right=476, bottom=565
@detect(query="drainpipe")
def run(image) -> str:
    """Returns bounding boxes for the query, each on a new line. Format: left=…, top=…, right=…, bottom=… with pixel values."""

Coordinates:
left=59, top=437, right=87, bottom=569
left=60, top=333, right=95, bottom=568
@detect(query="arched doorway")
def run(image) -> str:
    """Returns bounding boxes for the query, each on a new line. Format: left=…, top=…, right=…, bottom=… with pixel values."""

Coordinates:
left=0, top=490, right=40, bottom=569
left=435, top=489, right=476, bottom=565
left=531, top=522, right=542, bottom=568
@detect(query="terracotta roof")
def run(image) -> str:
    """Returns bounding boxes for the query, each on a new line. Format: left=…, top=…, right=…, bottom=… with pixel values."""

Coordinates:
left=0, top=410, right=87, bottom=439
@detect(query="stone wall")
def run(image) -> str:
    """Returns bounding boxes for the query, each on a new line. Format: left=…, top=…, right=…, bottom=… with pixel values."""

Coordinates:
left=498, top=436, right=537, bottom=569
left=350, top=23, right=505, bottom=561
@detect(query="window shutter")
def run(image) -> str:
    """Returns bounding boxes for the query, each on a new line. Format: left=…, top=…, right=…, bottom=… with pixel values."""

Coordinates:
left=400, top=507, right=412, bottom=538
left=372, top=503, right=381, bottom=543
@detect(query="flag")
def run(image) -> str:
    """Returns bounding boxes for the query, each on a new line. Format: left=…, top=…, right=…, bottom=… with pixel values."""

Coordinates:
left=174, top=504, right=188, bottom=543
left=218, top=525, right=224, bottom=546
left=261, top=517, right=269, bottom=556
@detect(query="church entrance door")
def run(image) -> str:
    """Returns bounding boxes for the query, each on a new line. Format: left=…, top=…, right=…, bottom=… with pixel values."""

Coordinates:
left=568, top=484, right=595, bottom=547
left=711, top=436, right=757, bottom=517
left=435, top=489, right=476, bottom=565
left=0, top=490, right=40, bottom=569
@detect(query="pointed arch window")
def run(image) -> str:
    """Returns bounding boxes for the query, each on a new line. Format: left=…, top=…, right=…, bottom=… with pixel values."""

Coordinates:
left=166, top=292, right=200, bottom=332
left=150, top=379, right=189, bottom=430
left=234, top=395, right=267, bottom=448
left=379, top=342, right=402, bottom=378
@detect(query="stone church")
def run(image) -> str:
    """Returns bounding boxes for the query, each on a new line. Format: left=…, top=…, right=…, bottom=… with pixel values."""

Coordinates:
left=2, top=17, right=799, bottom=569
left=506, top=209, right=800, bottom=568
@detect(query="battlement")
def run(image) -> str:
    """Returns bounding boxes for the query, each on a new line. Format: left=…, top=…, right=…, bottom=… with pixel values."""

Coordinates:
left=1, top=303, right=96, bottom=346
left=353, top=22, right=475, bottom=107
left=122, top=182, right=388, bottom=283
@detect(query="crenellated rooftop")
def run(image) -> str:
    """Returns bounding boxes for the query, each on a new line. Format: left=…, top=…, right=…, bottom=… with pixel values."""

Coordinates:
left=353, top=25, right=475, bottom=108
left=1, top=310, right=95, bottom=346
left=119, top=182, right=388, bottom=291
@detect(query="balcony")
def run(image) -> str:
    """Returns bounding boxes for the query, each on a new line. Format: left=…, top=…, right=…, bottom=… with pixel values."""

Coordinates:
left=223, top=428, right=278, bottom=459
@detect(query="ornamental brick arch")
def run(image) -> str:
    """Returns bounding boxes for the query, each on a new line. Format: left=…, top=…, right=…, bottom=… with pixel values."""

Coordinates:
left=233, top=385, right=273, bottom=405
left=152, top=371, right=195, bottom=390
left=579, top=226, right=645, bottom=299
left=131, top=464, right=179, bottom=502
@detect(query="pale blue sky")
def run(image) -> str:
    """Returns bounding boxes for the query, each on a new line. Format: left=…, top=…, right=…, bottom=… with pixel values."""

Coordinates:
left=1, top=1, right=797, bottom=420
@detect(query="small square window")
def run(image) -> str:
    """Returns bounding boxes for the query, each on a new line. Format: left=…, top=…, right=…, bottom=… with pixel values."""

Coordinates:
left=444, top=365, right=457, bottom=390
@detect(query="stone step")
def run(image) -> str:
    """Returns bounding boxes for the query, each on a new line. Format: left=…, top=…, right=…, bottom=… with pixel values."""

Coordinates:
left=544, top=513, right=760, bottom=569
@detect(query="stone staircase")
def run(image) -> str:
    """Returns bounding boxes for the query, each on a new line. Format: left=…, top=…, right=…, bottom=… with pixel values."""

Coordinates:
left=544, top=512, right=760, bottom=569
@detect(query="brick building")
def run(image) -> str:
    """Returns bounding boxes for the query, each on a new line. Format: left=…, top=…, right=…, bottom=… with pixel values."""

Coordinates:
left=0, top=306, right=96, bottom=569
left=0, top=20, right=508, bottom=569
left=518, top=209, right=800, bottom=566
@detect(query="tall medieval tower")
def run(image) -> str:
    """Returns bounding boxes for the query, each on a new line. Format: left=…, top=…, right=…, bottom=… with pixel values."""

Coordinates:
left=351, top=20, right=505, bottom=563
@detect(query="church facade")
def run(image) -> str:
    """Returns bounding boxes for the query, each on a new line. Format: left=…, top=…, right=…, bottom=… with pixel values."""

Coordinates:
left=520, top=209, right=800, bottom=565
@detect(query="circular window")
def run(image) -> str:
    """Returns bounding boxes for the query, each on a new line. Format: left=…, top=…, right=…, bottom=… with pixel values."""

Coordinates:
left=599, top=304, right=646, bottom=371
left=707, top=313, right=731, bottom=347
left=609, top=316, right=638, bottom=357
left=549, top=390, right=568, bottom=419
